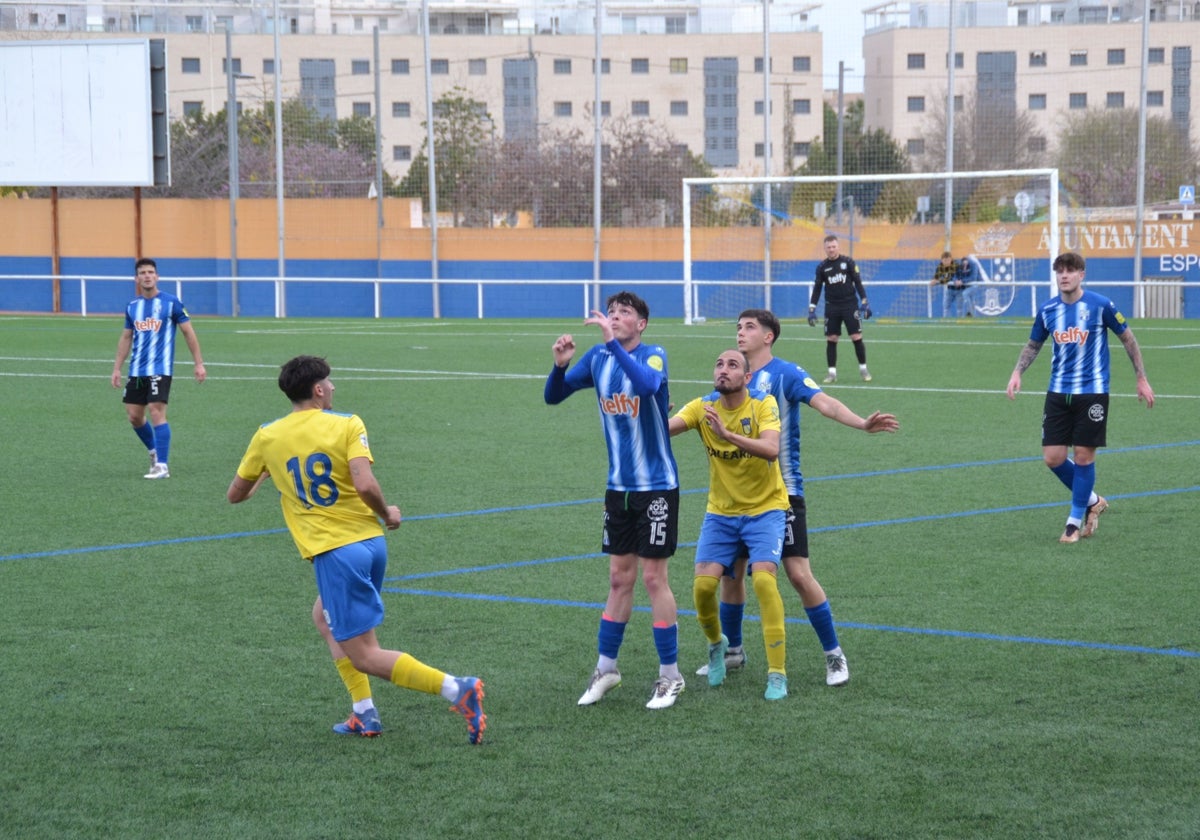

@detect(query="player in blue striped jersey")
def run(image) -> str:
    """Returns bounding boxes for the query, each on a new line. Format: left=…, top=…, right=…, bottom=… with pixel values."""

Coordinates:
left=1007, top=252, right=1155, bottom=543
left=696, top=310, right=898, bottom=686
left=545, top=291, right=685, bottom=710
left=111, top=258, right=206, bottom=479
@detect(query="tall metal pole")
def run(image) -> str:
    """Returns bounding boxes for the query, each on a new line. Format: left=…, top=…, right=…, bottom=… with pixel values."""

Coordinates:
left=273, top=0, right=285, bottom=317
left=592, top=0, right=603, bottom=304
left=225, top=28, right=240, bottom=315
left=374, top=27, right=385, bottom=282
left=836, top=61, right=845, bottom=225
left=422, top=0, right=440, bottom=317
left=761, top=0, right=772, bottom=308
left=944, top=0, right=957, bottom=246
left=1133, top=0, right=1150, bottom=315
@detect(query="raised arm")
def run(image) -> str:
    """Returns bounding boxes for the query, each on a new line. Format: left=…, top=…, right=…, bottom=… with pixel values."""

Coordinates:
left=810, top=392, right=899, bottom=433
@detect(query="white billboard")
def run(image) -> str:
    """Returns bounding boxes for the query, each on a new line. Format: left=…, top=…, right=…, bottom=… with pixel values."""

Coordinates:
left=0, top=40, right=158, bottom=187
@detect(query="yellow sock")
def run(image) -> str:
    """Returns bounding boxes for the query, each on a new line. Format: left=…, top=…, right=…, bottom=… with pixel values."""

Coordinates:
left=693, top=575, right=722, bottom=643
left=753, top=571, right=787, bottom=674
left=334, top=656, right=372, bottom=704
left=390, top=652, right=447, bottom=696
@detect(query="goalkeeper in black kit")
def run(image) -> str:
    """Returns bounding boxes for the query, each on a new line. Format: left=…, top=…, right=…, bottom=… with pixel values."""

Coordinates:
left=809, top=233, right=872, bottom=384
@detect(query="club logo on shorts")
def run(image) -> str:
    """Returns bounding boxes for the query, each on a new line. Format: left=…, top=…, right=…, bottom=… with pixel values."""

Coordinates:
left=1088, top=402, right=1106, bottom=422
left=647, top=496, right=670, bottom=522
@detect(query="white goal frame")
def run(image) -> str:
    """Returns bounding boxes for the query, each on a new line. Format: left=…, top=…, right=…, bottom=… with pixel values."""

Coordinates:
left=681, top=169, right=1060, bottom=324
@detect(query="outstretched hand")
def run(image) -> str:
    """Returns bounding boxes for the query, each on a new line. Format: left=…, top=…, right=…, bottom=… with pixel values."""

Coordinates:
left=863, top=411, right=899, bottom=434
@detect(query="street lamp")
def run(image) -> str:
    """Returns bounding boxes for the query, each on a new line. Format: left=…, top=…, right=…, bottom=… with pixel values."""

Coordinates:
left=225, top=27, right=255, bottom=315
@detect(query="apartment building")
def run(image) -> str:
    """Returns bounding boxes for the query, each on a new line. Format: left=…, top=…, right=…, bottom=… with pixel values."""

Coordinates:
left=862, top=0, right=1197, bottom=164
left=0, top=0, right=825, bottom=179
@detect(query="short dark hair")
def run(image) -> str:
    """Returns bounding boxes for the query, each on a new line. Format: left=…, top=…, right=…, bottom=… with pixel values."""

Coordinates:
left=737, top=308, right=781, bottom=345
left=823, top=234, right=839, bottom=245
left=278, top=355, right=331, bottom=403
left=606, top=290, right=650, bottom=321
left=1052, top=252, right=1086, bottom=272
left=941, top=251, right=952, bottom=259
left=135, top=257, right=157, bottom=272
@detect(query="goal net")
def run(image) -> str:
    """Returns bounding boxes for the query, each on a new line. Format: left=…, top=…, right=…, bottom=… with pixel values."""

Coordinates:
left=681, top=169, right=1059, bottom=324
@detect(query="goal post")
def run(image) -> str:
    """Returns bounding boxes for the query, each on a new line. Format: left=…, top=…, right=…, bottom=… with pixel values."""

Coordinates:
left=681, top=169, right=1059, bottom=324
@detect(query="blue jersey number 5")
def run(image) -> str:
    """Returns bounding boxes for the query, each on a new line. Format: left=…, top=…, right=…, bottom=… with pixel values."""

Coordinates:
left=285, top=453, right=339, bottom=509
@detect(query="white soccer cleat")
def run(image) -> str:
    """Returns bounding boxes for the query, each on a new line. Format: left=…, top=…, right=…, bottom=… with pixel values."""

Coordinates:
left=695, top=647, right=747, bottom=676
left=645, top=676, right=685, bottom=710
left=825, top=652, right=850, bottom=686
left=577, top=668, right=621, bottom=706
left=144, top=462, right=170, bottom=480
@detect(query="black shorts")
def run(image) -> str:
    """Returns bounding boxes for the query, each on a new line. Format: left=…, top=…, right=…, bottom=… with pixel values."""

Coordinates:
left=782, top=495, right=810, bottom=559
left=603, top=488, right=679, bottom=560
left=123, top=375, right=172, bottom=405
left=1041, top=392, right=1109, bottom=448
left=824, top=308, right=863, bottom=337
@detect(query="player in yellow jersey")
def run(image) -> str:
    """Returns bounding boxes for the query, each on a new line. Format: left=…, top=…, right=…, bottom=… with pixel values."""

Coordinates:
left=669, top=349, right=792, bottom=701
left=226, top=355, right=486, bottom=744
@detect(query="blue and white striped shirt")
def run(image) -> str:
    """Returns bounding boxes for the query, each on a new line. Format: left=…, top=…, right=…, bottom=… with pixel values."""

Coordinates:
left=123, top=292, right=191, bottom=377
left=1029, top=290, right=1129, bottom=395
left=545, top=339, right=679, bottom=492
left=748, top=357, right=823, bottom=497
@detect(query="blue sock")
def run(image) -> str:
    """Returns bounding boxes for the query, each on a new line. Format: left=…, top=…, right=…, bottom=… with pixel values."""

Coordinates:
left=719, top=601, right=744, bottom=649
left=1050, top=459, right=1075, bottom=491
left=135, top=421, right=156, bottom=451
left=1071, top=461, right=1096, bottom=522
left=651, top=623, right=678, bottom=666
left=153, top=423, right=171, bottom=464
left=804, top=601, right=840, bottom=652
left=597, top=615, right=626, bottom=660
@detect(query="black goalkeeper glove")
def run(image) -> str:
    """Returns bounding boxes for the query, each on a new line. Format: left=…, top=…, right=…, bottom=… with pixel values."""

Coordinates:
left=807, top=308, right=817, bottom=327
left=860, top=302, right=873, bottom=320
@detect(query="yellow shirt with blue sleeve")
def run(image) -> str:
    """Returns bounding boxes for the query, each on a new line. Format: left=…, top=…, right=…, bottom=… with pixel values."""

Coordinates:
left=235, top=409, right=384, bottom=560
left=675, top=390, right=790, bottom=517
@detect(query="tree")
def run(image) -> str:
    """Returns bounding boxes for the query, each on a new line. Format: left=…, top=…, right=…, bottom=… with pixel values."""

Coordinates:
left=917, top=89, right=1044, bottom=173
left=395, top=87, right=493, bottom=226
left=1055, top=110, right=1199, bottom=208
left=790, top=101, right=914, bottom=222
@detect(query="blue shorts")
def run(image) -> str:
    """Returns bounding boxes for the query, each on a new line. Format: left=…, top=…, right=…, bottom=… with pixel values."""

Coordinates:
left=312, top=536, right=388, bottom=643
left=694, top=510, right=786, bottom=572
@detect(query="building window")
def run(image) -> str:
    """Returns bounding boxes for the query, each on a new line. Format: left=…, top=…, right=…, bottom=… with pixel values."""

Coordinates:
left=754, top=100, right=765, bottom=115
left=182, top=57, right=201, bottom=74
left=353, top=16, right=363, bottom=31
left=263, top=59, right=275, bottom=75
left=1148, top=48, right=1164, bottom=64
left=353, top=102, right=371, bottom=117
left=793, top=56, right=811, bottom=73
left=1028, top=93, right=1047, bottom=110
left=469, top=59, right=486, bottom=76
left=29, top=12, right=38, bottom=25
left=393, top=145, right=412, bottom=162
left=792, top=141, right=811, bottom=157
left=378, top=18, right=388, bottom=32
left=952, top=52, right=964, bottom=69
left=554, top=101, right=572, bottom=117
left=1106, top=91, right=1125, bottom=108
left=1028, top=136, right=1047, bottom=153
left=754, top=142, right=765, bottom=157
left=754, top=57, right=771, bottom=73
left=631, top=100, right=650, bottom=116
left=1069, top=92, right=1087, bottom=109
left=392, top=101, right=411, bottom=118
left=222, top=58, right=243, bottom=75
left=665, top=15, right=685, bottom=34
left=1147, top=90, right=1164, bottom=107
left=554, top=59, right=571, bottom=75
left=431, top=59, right=449, bottom=75
left=907, top=53, right=925, bottom=70
left=182, top=101, right=203, bottom=117
left=466, top=15, right=485, bottom=34
left=632, top=58, right=649, bottom=74
left=954, top=95, right=963, bottom=111
left=1069, top=50, right=1087, bottom=67
left=907, top=96, right=925, bottom=113
left=1029, top=51, right=1047, bottom=67
left=593, top=59, right=610, bottom=74
left=392, top=59, right=410, bottom=75
left=1108, top=49, right=1125, bottom=65
left=792, top=99, right=811, bottom=115
left=670, top=100, right=688, bottom=116
left=670, top=58, right=687, bottom=74
left=351, top=60, right=370, bottom=75
left=907, top=138, right=925, bottom=155
left=185, top=16, right=203, bottom=32
left=600, top=101, right=611, bottom=117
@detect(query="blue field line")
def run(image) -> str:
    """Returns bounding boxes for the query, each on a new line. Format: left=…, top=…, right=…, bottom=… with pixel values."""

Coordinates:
left=382, top=586, right=1200, bottom=660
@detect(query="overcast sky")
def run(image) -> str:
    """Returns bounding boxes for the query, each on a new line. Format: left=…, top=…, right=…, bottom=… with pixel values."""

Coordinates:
left=812, top=1, right=877, bottom=93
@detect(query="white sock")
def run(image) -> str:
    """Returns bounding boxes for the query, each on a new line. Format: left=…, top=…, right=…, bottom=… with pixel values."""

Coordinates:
left=352, top=698, right=375, bottom=714
left=440, top=674, right=459, bottom=702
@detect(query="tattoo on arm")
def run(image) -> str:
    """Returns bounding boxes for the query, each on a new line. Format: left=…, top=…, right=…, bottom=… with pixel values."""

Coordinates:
left=1120, top=331, right=1147, bottom=379
left=1014, top=341, right=1042, bottom=374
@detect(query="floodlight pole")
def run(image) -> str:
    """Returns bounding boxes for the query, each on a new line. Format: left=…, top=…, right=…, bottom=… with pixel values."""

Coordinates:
left=226, top=28, right=239, bottom=315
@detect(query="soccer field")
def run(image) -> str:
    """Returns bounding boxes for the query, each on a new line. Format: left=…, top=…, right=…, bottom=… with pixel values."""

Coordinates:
left=1, top=314, right=1198, bottom=839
